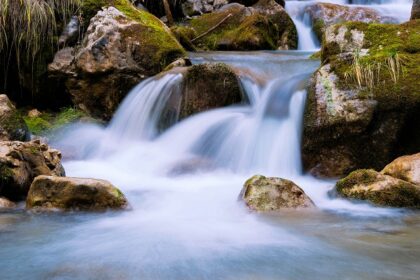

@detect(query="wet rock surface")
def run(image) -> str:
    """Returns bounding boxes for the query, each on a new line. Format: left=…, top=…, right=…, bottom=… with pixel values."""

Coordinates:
left=240, top=175, right=315, bottom=211
left=26, top=175, right=128, bottom=211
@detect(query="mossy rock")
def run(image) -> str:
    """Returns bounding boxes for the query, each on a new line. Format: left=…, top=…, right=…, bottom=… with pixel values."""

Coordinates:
left=23, top=107, right=87, bottom=136
left=0, top=95, right=29, bottom=141
left=49, top=1, right=186, bottom=120
left=179, top=63, right=245, bottom=119
left=180, top=0, right=297, bottom=51
left=336, top=169, right=420, bottom=208
left=240, top=175, right=315, bottom=211
left=302, top=21, right=420, bottom=177
left=26, top=175, right=128, bottom=211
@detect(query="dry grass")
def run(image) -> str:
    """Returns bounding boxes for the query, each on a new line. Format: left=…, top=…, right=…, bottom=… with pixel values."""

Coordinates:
left=345, top=49, right=404, bottom=91
left=0, top=0, right=80, bottom=90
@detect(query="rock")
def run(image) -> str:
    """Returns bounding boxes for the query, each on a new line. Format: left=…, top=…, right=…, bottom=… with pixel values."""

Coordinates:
left=240, top=175, right=315, bottom=211
left=182, top=0, right=229, bottom=17
left=0, top=140, right=65, bottom=201
left=305, top=3, right=396, bottom=41
left=26, top=176, right=128, bottom=211
left=336, top=169, right=420, bottom=208
left=0, top=95, right=29, bottom=141
left=182, top=0, right=297, bottom=50
left=303, top=21, right=420, bottom=178
left=164, top=57, right=192, bottom=71
left=27, top=109, right=42, bottom=118
left=179, top=63, right=244, bottom=119
left=0, top=197, right=16, bottom=209
left=49, top=2, right=185, bottom=120
left=412, top=0, right=420, bottom=20
left=382, top=153, right=420, bottom=185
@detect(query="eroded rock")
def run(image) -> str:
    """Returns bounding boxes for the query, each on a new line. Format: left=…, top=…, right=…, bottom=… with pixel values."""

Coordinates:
left=26, top=176, right=128, bottom=211
left=240, top=175, right=314, bottom=211
left=49, top=4, right=185, bottom=120
left=0, top=140, right=65, bottom=200
left=303, top=21, right=420, bottom=177
left=0, top=197, right=16, bottom=209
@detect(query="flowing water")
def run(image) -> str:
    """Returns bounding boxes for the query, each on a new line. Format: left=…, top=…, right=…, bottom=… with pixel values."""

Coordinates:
left=1, top=2, right=419, bottom=280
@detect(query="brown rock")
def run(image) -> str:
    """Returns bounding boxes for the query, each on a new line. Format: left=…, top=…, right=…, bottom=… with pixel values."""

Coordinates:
left=0, top=140, right=65, bottom=200
left=240, top=175, right=314, bottom=211
left=382, top=153, right=420, bottom=185
left=26, top=176, right=128, bottom=211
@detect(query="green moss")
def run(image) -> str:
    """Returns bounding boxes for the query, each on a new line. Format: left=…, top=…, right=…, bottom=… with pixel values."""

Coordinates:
left=313, top=19, right=325, bottom=42
left=23, top=107, right=87, bottom=135
left=185, top=4, right=297, bottom=51
left=336, top=169, right=378, bottom=193
left=80, top=0, right=185, bottom=68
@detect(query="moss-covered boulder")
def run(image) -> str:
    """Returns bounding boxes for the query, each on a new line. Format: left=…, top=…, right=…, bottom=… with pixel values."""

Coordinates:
left=0, top=140, right=65, bottom=201
left=303, top=21, right=420, bottom=178
left=336, top=169, right=420, bottom=208
left=240, top=175, right=315, bottom=211
left=0, top=95, right=29, bottom=141
left=305, top=3, right=396, bottom=42
left=26, top=175, right=128, bottom=211
left=412, top=0, right=420, bottom=20
left=178, top=0, right=297, bottom=51
left=179, top=63, right=244, bottom=119
left=49, top=1, right=186, bottom=120
left=382, top=153, right=420, bottom=186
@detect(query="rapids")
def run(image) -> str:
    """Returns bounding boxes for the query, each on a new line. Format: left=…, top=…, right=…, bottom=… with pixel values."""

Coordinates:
left=0, top=1, right=418, bottom=279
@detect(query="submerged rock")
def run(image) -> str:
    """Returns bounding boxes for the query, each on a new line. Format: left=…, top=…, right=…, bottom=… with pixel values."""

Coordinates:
left=240, top=175, right=314, bottom=211
left=179, top=63, right=244, bottom=118
left=49, top=2, right=185, bottom=120
left=0, top=197, right=16, bottom=209
left=303, top=21, right=420, bottom=177
left=0, top=95, right=29, bottom=141
left=0, top=140, right=65, bottom=201
left=305, top=3, right=396, bottom=42
left=382, top=153, right=420, bottom=186
left=336, top=169, right=420, bottom=208
left=179, top=0, right=297, bottom=50
left=26, top=176, right=128, bottom=211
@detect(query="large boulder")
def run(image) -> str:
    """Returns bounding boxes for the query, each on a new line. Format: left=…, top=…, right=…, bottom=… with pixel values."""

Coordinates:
left=412, top=0, right=420, bottom=20
left=303, top=21, right=420, bottom=177
left=382, top=153, right=420, bottom=186
left=49, top=2, right=186, bottom=120
left=305, top=3, right=396, bottom=42
left=0, top=140, right=65, bottom=201
left=336, top=169, right=420, bottom=208
left=26, top=176, right=128, bottom=211
left=176, top=0, right=297, bottom=51
left=240, top=175, right=314, bottom=211
left=0, top=95, right=29, bottom=141
left=179, top=63, right=244, bottom=119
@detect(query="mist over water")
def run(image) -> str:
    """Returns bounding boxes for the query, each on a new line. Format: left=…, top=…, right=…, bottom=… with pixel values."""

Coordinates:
left=0, top=1, right=418, bottom=279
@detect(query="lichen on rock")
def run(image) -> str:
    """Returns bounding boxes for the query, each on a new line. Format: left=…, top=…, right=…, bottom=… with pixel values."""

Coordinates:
left=303, top=21, right=420, bottom=178
left=240, top=175, right=315, bottom=211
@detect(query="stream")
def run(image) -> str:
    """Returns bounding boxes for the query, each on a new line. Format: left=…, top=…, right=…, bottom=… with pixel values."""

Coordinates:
left=0, top=0, right=418, bottom=279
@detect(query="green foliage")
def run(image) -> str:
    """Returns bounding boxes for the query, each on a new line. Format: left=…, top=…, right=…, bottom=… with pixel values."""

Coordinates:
left=23, top=107, right=86, bottom=135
